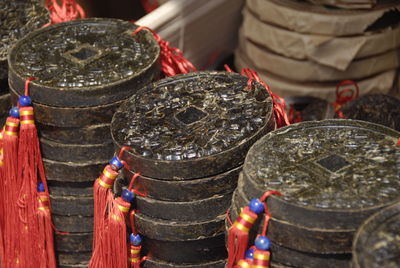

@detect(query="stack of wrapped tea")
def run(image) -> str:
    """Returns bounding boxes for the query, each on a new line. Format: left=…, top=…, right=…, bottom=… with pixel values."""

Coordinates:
left=236, top=0, right=400, bottom=101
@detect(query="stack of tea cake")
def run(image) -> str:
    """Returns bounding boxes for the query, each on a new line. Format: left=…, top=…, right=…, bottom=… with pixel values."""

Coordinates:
left=8, top=18, right=160, bottom=268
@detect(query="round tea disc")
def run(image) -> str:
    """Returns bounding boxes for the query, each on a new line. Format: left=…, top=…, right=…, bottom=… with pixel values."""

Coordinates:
left=243, top=119, right=400, bottom=230
left=112, top=71, right=275, bottom=180
left=0, top=0, right=49, bottom=65
left=340, top=94, right=400, bottom=131
left=353, top=202, right=400, bottom=268
left=8, top=18, right=160, bottom=107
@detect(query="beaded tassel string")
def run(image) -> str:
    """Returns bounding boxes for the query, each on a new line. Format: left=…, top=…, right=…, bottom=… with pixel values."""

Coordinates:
left=16, top=77, right=56, bottom=268
left=90, top=147, right=148, bottom=268
left=227, top=191, right=282, bottom=268
left=90, top=147, right=130, bottom=268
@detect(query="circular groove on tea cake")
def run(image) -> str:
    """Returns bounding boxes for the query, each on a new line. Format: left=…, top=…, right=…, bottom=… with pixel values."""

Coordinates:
left=44, top=158, right=105, bottom=183
left=48, top=181, right=93, bottom=196
left=50, top=194, right=93, bottom=216
left=340, top=94, right=400, bottom=131
left=40, top=137, right=114, bottom=162
left=143, top=258, right=226, bottom=268
left=352, top=202, right=400, bottom=268
left=57, top=252, right=91, bottom=266
left=135, top=192, right=233, bottom=221
left=55, top=232, right=92, bottom=253
left=242, top=119, right=400, bottom=229
left=230, top=186, right=354, bottom=254
left=142, top=235, right=227, bottom=264
left=10, top=86, right=124, bottom=127
left=123, top=166, right=241, bottom=201
left=112, top=71, right=275, bottom=180
left=135, top=213, right=225, bottom=241
left=38, top=123, right=111, bottom=145
left=8, top=18, right=160, bottom=107
left=269, top=243, right=352, bottom=268
left=53, top=215, right=93, bottom=232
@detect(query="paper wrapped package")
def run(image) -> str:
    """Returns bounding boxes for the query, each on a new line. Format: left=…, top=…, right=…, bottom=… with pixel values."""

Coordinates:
left=235, top=50, right=397, bottom=102
left=242, top=8, right=400, bottom=70
left=246, top=0, right=400, bottom=36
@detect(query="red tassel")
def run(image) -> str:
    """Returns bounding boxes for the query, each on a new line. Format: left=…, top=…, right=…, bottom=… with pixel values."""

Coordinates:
left=227, top=207, right=258, bottom=268
left=234, top=259, right=253, bottom=268
left=90, top=146, right=132, bottom=268
left=2, top=116, right=22, bottom=267
left=37, top=192, right=57, bottom=268
left=0, top=128, right=4, bottom=264
left=106, top=197, right=131, bottom=268
left=17, top=105, right=56, bottom=267
left=132, top=26, right=197, bottom=77
left=90, top=165, right=119, bottom=268
left=44, top=0, right=85, bottom=25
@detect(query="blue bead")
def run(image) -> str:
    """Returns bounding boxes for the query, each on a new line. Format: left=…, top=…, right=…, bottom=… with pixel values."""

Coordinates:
left=37, top=182, right=45, bottom=192
left=9, top=107, right=20, bottom=118
left=109, top=156, right=123, bottom=170
left=255, top=236, right=270, bottom=251
left=249, top=198, right=265, bottom=214
left=19, top=96, right=32, bottom=107
left=130, top=233, right=142, bottom=246
left=122, top=189, right=135, bottom=203
left=245, top=247, right=255, bottom=260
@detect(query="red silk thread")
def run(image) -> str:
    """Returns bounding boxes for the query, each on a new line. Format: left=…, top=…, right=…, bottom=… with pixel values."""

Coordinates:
left=334, top=80, right=359, bottom=119
left=241, top=68, right=290, bottom=128
left=132, top=26, right=197, bottom=77
left=44, top=0, right=85, bottom=25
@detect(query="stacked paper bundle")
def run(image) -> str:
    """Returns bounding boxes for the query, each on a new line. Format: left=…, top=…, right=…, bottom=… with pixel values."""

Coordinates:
left=236, top=0, right=400, bottom=101
left=307, top=0, right=377, bottom=9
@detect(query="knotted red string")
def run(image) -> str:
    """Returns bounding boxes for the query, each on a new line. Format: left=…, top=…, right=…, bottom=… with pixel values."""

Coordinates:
left=334, top=80, right=359, bottom=119
left=132, top=26, right=197, bottom=77
left=140, top=0, right=159, bottom=13
left=241, top=68, right=290, bottom=128
left=44, top=0, right=85, bottom=25
left=259, top=191, right=282, bottom=236
left=128, top=173, right=147, bottom=197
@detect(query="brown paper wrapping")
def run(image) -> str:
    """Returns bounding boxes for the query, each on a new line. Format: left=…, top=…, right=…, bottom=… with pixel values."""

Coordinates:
left=246, top=0, right=400, bottom=36
left=307, top=0, right=376, bottom=9
left=242, top=8, right=400, bottom=70
left=235, top=50, right=397, bottom=102
left=239, top=31, right=400, bottom=83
